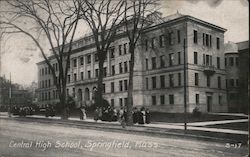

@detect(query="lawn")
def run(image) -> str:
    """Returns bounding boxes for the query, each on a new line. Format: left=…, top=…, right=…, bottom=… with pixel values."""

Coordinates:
left=204, top=122, right=248, bottom=131
left=149, top=112, right=247, bottom=123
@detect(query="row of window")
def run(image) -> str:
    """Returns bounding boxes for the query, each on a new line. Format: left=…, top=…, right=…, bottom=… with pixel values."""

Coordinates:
left=195, top=73, right=222, bottom=88
left=225, top=57, right=239, bottom=67
left=67, top=62, right=130, bottom=83
left=111, top=80, right=128, bottom=93
left=145, top=52, right=222, bottom=70
left=144, top=30, right=220, bottom=51
left=39, top=79, right=52, bottom=88
left=40, top=63, right=58, bottom=76
left=39, top=90, right=58, bottom=101
left=193, top=30, right=220, bottom=49
left=194, top=52, right=221, bottom=69
left=70, top=43, right=129, bottom=68
left=226, top=79, right=239, bottom=87
left=145, top=30, right=181, bottom=51
left=145, top=73, right=182, bottom=89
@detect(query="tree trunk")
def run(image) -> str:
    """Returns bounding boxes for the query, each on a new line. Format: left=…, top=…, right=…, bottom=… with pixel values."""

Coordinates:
left=96, top=59, right=105, bottom=108
left=60, top=78, right=68, bottom=119
left=126, top=45, right=135, bottom=126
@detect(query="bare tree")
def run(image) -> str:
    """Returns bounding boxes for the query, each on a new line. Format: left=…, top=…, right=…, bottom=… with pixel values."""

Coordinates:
left=0, top=0, right=81, bottom=119
left=78, top=0, right=125, bottom=107
left=123, top=0, right=159, bottom=125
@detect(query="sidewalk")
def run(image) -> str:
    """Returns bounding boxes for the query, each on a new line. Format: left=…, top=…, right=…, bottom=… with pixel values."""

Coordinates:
left=1, top=112, right=247, bottom=135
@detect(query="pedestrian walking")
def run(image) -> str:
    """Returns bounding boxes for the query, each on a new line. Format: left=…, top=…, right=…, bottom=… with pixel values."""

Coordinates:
left=145, top=108, right=150, bottom=124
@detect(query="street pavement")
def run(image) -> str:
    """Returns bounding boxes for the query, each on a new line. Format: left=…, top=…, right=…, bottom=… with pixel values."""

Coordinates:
left=0, top=118, right=248, bottom=157
left=1, top=112, right=246, bottom=135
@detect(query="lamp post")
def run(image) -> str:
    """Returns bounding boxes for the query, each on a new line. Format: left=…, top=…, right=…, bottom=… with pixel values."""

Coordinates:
left=183, top=38, right=187, bottom=132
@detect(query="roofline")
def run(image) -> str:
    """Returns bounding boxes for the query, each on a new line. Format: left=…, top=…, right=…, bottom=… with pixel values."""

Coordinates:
left=143, top=15, right=227, bottom=33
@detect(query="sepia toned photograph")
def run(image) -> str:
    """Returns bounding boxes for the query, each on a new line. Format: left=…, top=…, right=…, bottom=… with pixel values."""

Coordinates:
left=0, top=0, right=249, bottom=156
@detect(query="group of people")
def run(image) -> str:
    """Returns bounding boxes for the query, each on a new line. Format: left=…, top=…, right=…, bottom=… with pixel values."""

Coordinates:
left=133, top=107, right=150, bottom=124
left=10, top=106, right=35, bottom=116
left=88, top=105, right=151, bottom=126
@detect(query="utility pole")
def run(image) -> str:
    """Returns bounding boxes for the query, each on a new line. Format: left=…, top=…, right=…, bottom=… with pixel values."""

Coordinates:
left=183, top=38, right=187, bottom=132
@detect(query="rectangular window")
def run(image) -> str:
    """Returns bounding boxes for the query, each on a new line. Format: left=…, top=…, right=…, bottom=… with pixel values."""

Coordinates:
left=94, top=54, right=98, bottom=62
left=111, top=65, right=115, bottom=76
left=67, top=75, right=70, bottom=83
left=102, top=83, right=105, bottom=93
left=202, top=33, right=205, bottom=45
left=124, top=80, right=128, bottom=91
left=178, top=52, right=181, bottom=64
left=160, top=55, right=165, bottom=68
left=195, top=73, right=199, bottom=86
left=87, top=55, right=91, bottom=64
left=169, top=53, right=174, bottom=66
left=206, top=34, right=209, bottom=46
left=206, top=55, right=209, bottom=65
left=194, top=52, right=198, bottom=64
left=229, top=57, right=234, bottom=66
left=218, top=76, right=221, bottom=89
left=151, top=37, right=155, bottom=49
left=123, top=43, right=127, bottom=54
left=236, top=79, right=239, bottom=86
left=216, top=37, right=220, bottom=49
left=193, top=30, right=197, bottom=43
left=95, top=69, right=99, bottom=78
left=177, top=30, right=181, bottom=43
left=169, top=32, right=173, bottom=45
left=152, top=96, right=156, bottom=106
left=119, top=80, right=123, bottom=91
left=219, top=95, right=222, bottom=105
left=169, top=74, right=174, bottom=87
left=209, top=35, right=212, bottom=47
left=217, top=57, right=220, bottom=69
left=119, top=98, right=123, bottom=107
left=74, top=73, right=77, bottom=81
left=124, top=98, right=128, bottom=106
left=73, top=58, right=77, bottom=67
left=225, top=58, right=227, bottom=67
left=152, top=57, right=156, bottom=69
left=110, top=47, right=115, bottom=59
left=119, top=63, right=123, bottom=73
left=111, top=99, right=114, bottom=107
left=145, top=59, right=148, bottom=70
left=81, top=72, right=84, bottom=80
left=80, top=56, right=84, bottom=65
left=178, top=73, right=181, bottom=86
left=88, top=70, right=91, bottom=79
left=111, top=82, right=114, bottom=93
left=145, top=39, right=148, bottom=51
left=146, top=78, right=149, bottom=89
left=160, top=95, right=165, bottom=105
left=207, top=76, right=210, bottom=87
left=235, top=57, right=239, bottom=66
left=209, top=56, right=212, bottom=66
left=119, top=45, right=122, bottom=55
left=196, top=94, right=199, bottom=104
left=169, top=95, right=174, bottom=104
left=203, top=54, right=205, bottom=65
left=230, top=79, right=234, bottom=87
left=159, top=35, right=164, bottom=47
left=152, top=76, right=156, bottom=89
left=103, top=67, right=107, bottom=77
left=124, top=61, right=128, bottom=72
left=160, top=75, right=165, bottom=88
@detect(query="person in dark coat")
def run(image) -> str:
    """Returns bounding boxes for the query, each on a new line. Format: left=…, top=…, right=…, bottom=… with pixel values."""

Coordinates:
left=133, top=107, right=139, bottom=124
left=138, top=108, right=144, bottom=124
left=145, top=108, right=150, bottom=124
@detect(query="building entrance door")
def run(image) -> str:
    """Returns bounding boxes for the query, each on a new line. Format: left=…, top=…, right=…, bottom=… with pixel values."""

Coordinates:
left=207, top=96, right=212, bottom=112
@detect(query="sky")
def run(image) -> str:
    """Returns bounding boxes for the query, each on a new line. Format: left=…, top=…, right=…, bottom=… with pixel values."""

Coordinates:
left=0, top=0, right=249, bottom=86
